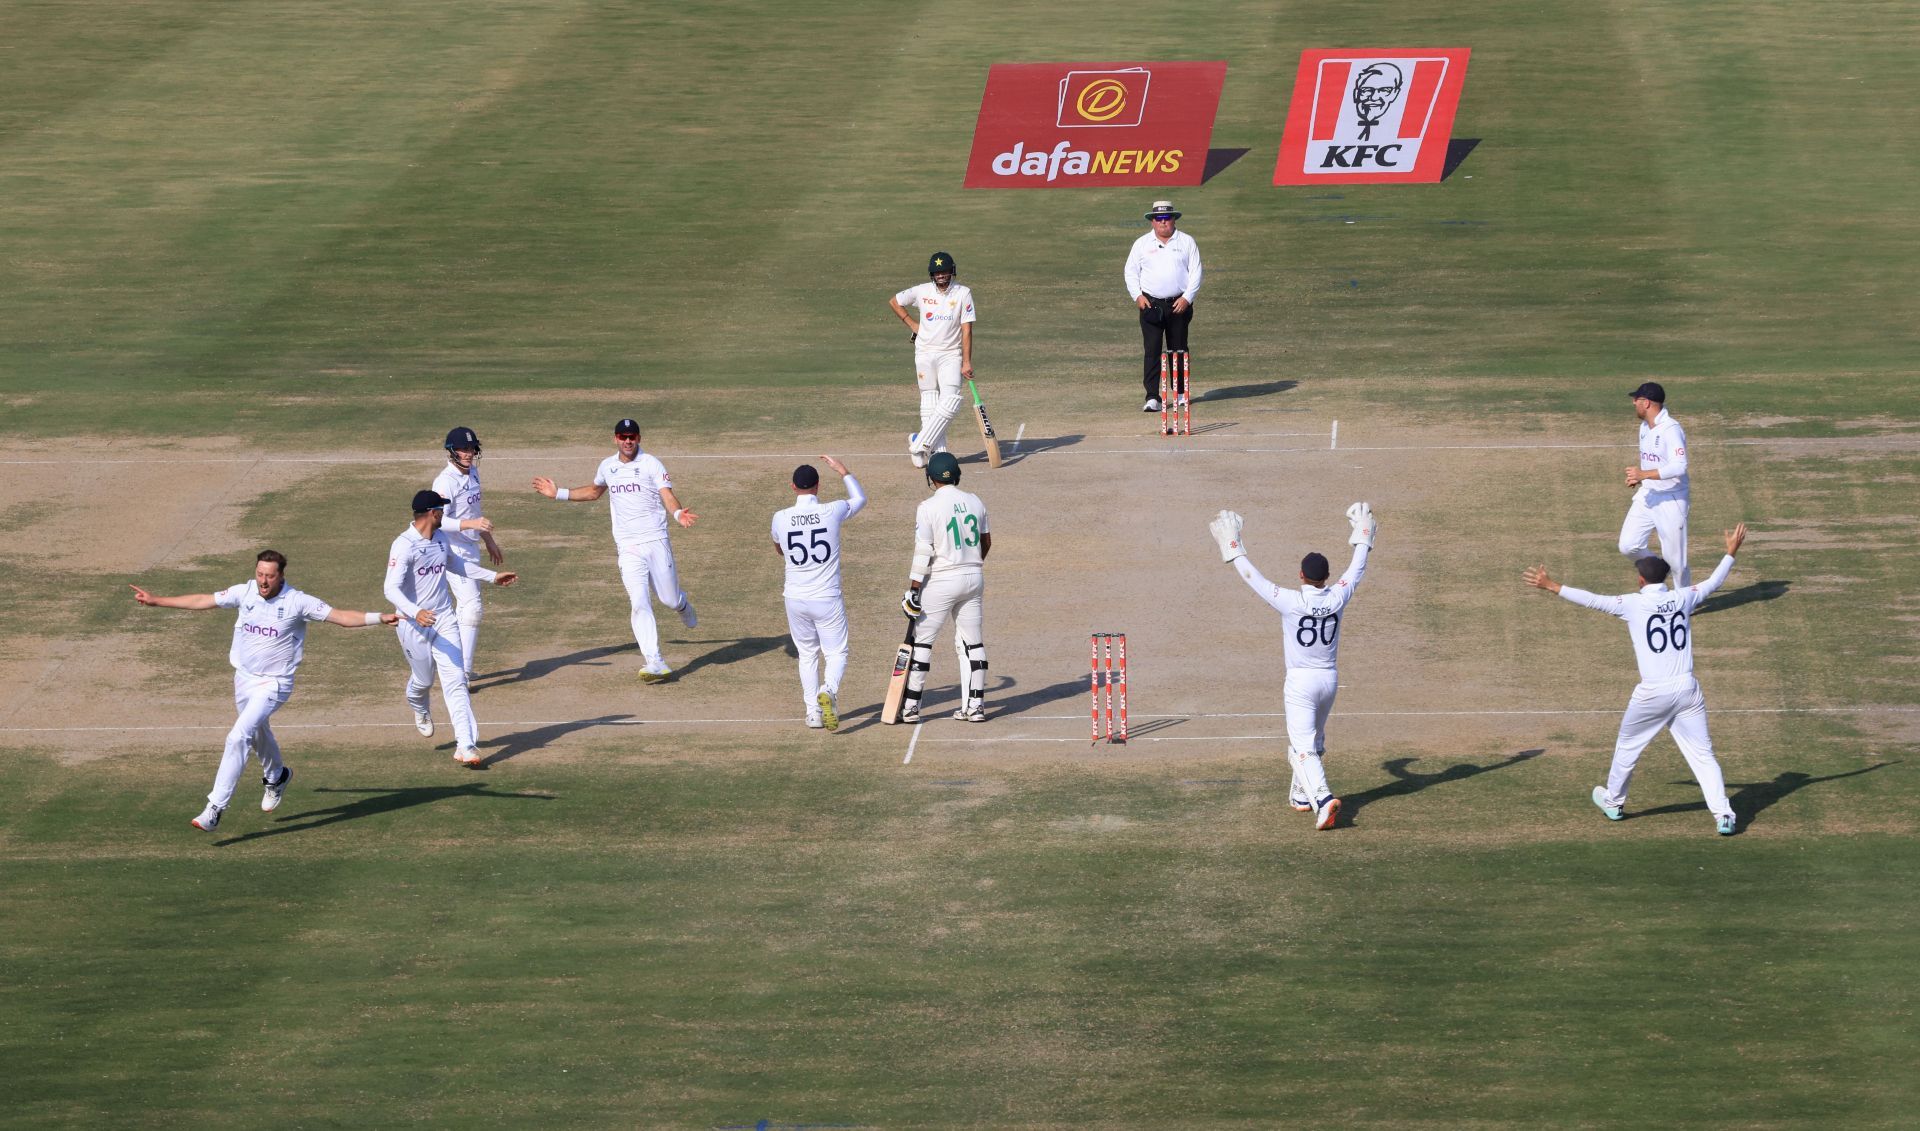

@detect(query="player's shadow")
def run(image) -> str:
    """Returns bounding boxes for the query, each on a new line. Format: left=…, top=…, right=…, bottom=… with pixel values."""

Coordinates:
left=213, top=783, right=556, bottom=845
left=1002, top=433, right=1084, bottom=467
left=1195, top=380, right=1296, bottom=404
left=836, top=674, right=1032, bottom=734
left=1441, top=138, right=1481, bottom=180
left=480, top=713, right=636, bottom=767
left=1341, top=749, right=1545, bottom=822
left=471, top=642, right=634, bottom=690
left=673, top=634, right=797, bottom=680
left=1630, top=761, right=1896, bottom=831
left=1695, top=579, right=1789, bottom=615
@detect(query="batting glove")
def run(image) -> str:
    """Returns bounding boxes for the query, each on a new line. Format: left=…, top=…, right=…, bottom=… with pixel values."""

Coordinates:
left=1208, top=510, right=1247, bottom=563
left=1346, top=502, right=1376, bottom=548
left=901, top=588, right=923, bottom=618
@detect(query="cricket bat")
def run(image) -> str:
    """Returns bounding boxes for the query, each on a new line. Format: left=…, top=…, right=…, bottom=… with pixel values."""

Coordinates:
left=880, top=613, right=917, bottom=724
left=967, top=378, right=1004, bottom=469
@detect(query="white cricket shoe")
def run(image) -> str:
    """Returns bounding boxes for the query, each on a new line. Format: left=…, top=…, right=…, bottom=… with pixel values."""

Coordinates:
left=639, top=663, right=674, bottom=684
left=454, top=746, right=482, bottom=767
left=952, top=699, right=987, bottom=723
left=908, top=432, right=928, bottom=469
left=1313, top=796, right=1342, bottom=831
left=677, top=595, right=698, bottom=628
left=899, top=704, right=922, bottom=725
left=1143, top=398, right=1162, bottom=412
left=1288, top=779, right=1313, bottom=812
left=191, top=803, right=223, bottom=831
left=261, top=766, right=292, bottom=812
left=413, top=709, right=434, bottom=737
left=817, top=689, right=839, bottom=731
left=806, top=713, right=825, bottom=729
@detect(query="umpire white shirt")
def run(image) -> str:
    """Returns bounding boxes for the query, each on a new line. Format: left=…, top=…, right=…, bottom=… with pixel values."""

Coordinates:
left=1125, top=229, right=1203, bottom=302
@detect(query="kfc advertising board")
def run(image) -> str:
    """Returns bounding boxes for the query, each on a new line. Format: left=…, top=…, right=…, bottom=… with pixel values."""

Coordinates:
left=965, top=61, right=1228, bottom=188
left=1273, top=49, right=1470, bottom=185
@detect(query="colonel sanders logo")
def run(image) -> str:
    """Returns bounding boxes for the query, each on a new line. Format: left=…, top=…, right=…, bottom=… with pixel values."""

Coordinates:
left=1351, top=62, right=1403, bottom=142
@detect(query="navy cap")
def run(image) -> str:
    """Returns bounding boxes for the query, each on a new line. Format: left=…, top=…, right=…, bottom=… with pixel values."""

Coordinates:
left=412, top=489, right=449, bottom=513
left=1628, top=382, right=1666, bottom=403
left=1301, top=552, right=1330, bottom=583
left=614, top=418, right=640, bottom=436
left=792, top=464, right=820, bottom=490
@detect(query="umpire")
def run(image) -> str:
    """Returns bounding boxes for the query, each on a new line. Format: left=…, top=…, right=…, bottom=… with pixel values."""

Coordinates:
left=1124, top=199, right=1203, bottom=412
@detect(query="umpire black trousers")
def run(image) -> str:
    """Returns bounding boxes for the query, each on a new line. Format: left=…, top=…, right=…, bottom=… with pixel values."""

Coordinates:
left=1138, top=297, right=1194, bottom=400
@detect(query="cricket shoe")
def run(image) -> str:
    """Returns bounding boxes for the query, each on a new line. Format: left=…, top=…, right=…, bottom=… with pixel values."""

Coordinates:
left=191, top=803, right=224, bottom=831
left=908, top=433, right=927, bottom=469
left=413, top=709, right=434, bottom=737
left=1715, top=814, right=1737, bottom=836
left=677, top=595, right=698, bottom=629
left=261, top=766, right=292, bottom=812
left=817, top=690, right=839, bottom=731
left=1591, top=786, right=1624, bottom=822
left=1143, top=398, right=1162, bottom=412
left=454, top=746, right=483, bottom=767
left=638, top=663, right=674, bottom=684
left=805, top=713, right=825, bottom=729
left=1313, top=796, right=1342, bottom=831
left=1288, top=776, right=1313, bottom=812
left=952, top=700, right=987, bottom=723
left=899, top=705, right=922, bottom=725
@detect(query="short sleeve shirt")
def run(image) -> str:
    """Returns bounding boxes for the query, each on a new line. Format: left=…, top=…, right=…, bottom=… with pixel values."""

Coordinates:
left=595, top=451, right=672, bottom=546
left=894, top=282, right=975, bottom=354
left=215, top=581, right=333, bottom=676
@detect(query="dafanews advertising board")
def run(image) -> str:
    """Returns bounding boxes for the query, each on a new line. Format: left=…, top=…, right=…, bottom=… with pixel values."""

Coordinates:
left=966, top=62, right=1228, bottom=188
left=1273, top=49, right=1470, bottom=185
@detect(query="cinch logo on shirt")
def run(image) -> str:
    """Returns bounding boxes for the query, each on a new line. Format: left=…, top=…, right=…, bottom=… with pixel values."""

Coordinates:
left=607, top=482, right=650, bottom=494
left=415, top=563, right=444, bottom=578
left=243, top=623, right=284, bottom=638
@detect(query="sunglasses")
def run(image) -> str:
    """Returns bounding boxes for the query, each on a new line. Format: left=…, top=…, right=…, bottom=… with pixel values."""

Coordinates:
left=615, top=433, right=639, bottom=440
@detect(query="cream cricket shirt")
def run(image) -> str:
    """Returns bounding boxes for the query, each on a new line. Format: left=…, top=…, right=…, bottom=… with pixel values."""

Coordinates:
left=595, top=451, right=673, bottom=546
left=894, top=282, right=976, bottom=355
left=913, top=485, right=989, bottom=576
left=771, top=475, right=867, bottom=601
left=215, top=582, right=333, bottom=677
left=432, top=464, right=485, bottom=552
left=1636, top=409, right=1690, bottom=498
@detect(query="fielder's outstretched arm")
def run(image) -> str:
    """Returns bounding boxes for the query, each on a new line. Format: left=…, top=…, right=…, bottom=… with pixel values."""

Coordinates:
left=128, top=586, right=216, bottom=610
left=531, top=476, right=605, bottom=502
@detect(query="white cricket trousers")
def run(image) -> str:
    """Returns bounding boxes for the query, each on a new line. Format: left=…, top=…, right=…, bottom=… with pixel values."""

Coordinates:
left=208, top=670, right=292, bottom=808
left=915, top=350, right=964, bottom=455
left=1283, top=667, right=1339, bottom=802
left=1600, top=677, right=1731, bottom=820
left=617, top=540, right=687, bottom=668
left=446, top=540, right=485, bottom=676
left=904, top=568, right=986, bottom=708
left=784, top=595, right=849, bottom=713
left=397, top=614, right=480, bottom=753
left=1619, top=490, right=1690, bottom=587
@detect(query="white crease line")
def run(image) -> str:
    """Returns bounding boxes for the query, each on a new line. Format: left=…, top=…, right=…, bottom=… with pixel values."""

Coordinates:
left=1331, top=420, right=1338, bottom=450
left=1009, top=423, right=1026, bottom=455
left=2, top=434, right=1914, bottom=467
left=903, top=722, right=923, bottom=764
left=3, top=704, right=1912, bottom=737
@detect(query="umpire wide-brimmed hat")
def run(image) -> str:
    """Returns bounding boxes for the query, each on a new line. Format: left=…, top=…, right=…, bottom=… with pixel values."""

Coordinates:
left=1144, top=199, right=1181, bottom=219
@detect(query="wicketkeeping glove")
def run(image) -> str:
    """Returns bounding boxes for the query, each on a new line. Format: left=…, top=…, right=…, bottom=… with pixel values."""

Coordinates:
left=1208, top=510, right=1247, bottom=563
left=901, top=588, right=923, bottom=618
left=1346, top=502, right=1377, bottom=549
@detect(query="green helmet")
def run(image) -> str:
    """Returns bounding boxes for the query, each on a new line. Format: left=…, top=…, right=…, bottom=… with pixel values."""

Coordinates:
left=926, top=452, right=962, bottom=485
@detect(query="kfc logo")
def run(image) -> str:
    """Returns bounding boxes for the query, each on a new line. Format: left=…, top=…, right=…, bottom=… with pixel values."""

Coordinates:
left=1273, top=49, right=1471, bottom=185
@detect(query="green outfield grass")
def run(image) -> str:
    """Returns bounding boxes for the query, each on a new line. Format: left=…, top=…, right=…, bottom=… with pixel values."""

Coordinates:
left=3, top=1, right=1919, bottom=1127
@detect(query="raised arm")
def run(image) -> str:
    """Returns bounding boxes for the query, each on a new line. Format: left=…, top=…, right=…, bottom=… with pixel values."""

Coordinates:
left=129, top=586, right=217, bottom=610
left=322, top=607, right=400, bottom=628
left=822, top=455, right=866, bottom=518
left=1524, top=566, right=1629, bottom=618
left=1208, top=511, right=1294, bottom=615
left=1684, top=523, right=1746, bottom=606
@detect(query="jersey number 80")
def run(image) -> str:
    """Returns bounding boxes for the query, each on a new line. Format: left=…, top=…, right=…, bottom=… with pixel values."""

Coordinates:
left=1295, top=614, right=1339, bottom=647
